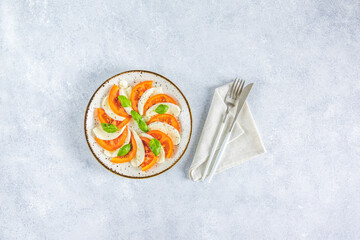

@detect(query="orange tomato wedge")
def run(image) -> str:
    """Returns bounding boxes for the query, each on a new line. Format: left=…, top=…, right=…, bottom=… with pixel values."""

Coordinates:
left=140, top=137, right=158, bottom=171
left=108, top=85, right=130, bottom=117
left=147, top=130, right=173, bottom=158
left=143, top=94, right=177, bottom=115
left=147, top=114, right=180, bottom=131
left=95, top=126, right=128, bottom=151
left=130, top=81, right=153, bottom=112
left=111, top=132, right=137, bottom=163
left=97, top=108, right=131, bottom=129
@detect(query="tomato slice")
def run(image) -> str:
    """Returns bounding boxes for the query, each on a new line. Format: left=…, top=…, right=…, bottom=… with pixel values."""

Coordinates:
left=95, top=126, right=128, bottom=151
left=140, top=137, right=158, bottom=171
left=111, top=132, right=137, bottom=163
left=130, top=81, right=153, bottom=112
left=147, top=130, right=173, bottom=158
left=97, top=108, right=131, bottom=129
left=147, top=114, right=180, bottom=131
left=143, top=94, right=177, bottom=115
left=108, top=85, right=130, bottom=117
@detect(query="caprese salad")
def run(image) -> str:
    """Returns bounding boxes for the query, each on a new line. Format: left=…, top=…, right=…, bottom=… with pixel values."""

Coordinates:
left=92, top=80, right=182, bottom=171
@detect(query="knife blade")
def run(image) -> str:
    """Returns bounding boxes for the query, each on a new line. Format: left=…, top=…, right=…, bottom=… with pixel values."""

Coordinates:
left=228, top=83, right=254, bottom=132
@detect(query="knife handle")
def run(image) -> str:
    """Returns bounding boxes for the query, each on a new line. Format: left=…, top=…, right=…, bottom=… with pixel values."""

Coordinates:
left=207, top=131, right=231, bottom=183
left=201, top=120, right=226, bottom=181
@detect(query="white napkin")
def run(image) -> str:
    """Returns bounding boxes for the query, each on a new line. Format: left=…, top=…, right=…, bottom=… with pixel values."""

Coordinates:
left=189, top=83, right=266, bottom=181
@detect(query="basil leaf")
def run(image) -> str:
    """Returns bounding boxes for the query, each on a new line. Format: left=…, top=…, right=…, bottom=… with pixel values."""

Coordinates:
left=131, top=110, right=142, bottom=122
left=138, top=119, right=149, bottom=133
left=117, top=144, right=131, bottom=156
left=149, top=138, right=161, bottom=156
left=118, top=95, right=131, bottom=107
left=154, top=104, right=169, bottom=114
left=101, top=123, right=118, bottom=133
left=130, top=110, right=149, bottom=133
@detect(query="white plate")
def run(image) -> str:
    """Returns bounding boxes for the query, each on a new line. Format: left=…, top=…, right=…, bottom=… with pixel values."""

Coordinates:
left=84, top=70, right=192, bottom=178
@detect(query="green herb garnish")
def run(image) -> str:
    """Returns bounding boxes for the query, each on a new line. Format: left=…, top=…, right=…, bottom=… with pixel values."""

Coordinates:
left=154, top=104, right=169, bottom=114
left=131, top=110, right=142, bottom=122
left=117, top=144, right=131, bottom=156
left=118, top=95, right=132, bottom=107
left=131, top=110, right=149, bottom=133
left=149, top=138, right=161, bottom=156
left=138, top=119, right=149, bottom=132
left=101, top=123, right=118, bottom=133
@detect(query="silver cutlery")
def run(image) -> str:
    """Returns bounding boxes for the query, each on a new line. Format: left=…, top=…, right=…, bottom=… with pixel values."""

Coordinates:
left=207, top=83, right=253, bottom=183
left=201, top=78, right=244, bottom=181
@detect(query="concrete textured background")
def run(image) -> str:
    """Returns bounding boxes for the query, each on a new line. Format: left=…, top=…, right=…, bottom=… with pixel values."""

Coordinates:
left=1, top=0, right=359, bottom=239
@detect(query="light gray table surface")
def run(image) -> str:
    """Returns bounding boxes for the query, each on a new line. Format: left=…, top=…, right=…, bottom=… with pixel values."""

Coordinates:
left=1, top=1, right=359, bottom=239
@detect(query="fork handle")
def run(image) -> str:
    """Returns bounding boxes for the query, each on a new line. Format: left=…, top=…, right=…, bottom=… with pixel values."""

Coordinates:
left=207, top=131, right=231, bottom=183
left=201, top=107, right=229, bottom=181
left=201, top=120, right=226, bottom=181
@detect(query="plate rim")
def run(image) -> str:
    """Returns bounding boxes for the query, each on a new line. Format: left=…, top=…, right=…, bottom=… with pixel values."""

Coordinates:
left=84, top=70, right=193, bottom=179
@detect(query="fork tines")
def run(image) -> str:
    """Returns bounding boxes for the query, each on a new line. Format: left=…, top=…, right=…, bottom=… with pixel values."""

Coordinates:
left=230, top=78, right=245, bottom=100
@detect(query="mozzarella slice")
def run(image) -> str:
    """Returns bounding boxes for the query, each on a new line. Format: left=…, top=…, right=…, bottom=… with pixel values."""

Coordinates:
left=102, top=96, right=125, bottom=121
left=139, top=133, right=166, bottom=163
left=144, top=103, right=181, bottom=122
left=108, top=127, right=132, bottom=157
left=128, top=118, right=142, bottom=134
left=138, top=87, right=163, bottom=115
left=119, top=86, right=132, bottom=99
left=124, top=128, right=131, bottom=145
left=119, top=80, right=128, bottom=89
left=93, top=125, right=126, bottom=140
left=123, top=107, right=132, bottom=116
left=148, top=122, right=181, bottom=145
left=130, top=130, right=145, bottom=167
left=103, top=150, right=114, bottom=157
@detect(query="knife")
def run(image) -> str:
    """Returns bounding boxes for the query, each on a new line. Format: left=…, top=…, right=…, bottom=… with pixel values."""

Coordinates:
left=206, top=83, right=254, bottom=183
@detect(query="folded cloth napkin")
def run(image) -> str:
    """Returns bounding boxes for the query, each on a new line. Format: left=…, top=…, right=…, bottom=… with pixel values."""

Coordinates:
left=189, top=83, right=266, bottom=181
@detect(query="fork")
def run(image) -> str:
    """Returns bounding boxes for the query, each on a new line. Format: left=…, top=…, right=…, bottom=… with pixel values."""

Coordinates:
left=201, top=78, right=244, bottom=181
